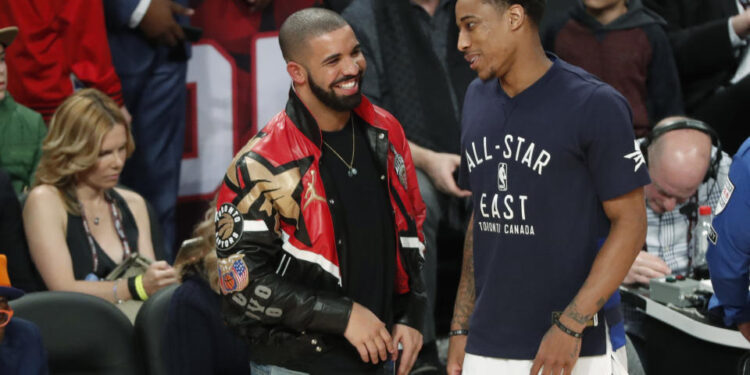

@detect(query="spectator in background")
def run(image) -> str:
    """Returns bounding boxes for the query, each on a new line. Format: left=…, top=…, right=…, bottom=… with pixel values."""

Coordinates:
left=342, top=1, right=476, bottom=371
left=189, top=0, right=319, bottom=144
left=0, top=26, right=47, bottom=196
left=645, top=0, right=750, bottom=154
left=0, top=1, right=130, bottom=124
left=0, top=168, right=44, bottom=294
left=165, top=204, right=249, bottom=375
left=103, top=0, right=194, bottom=260
left=543, top=0, right=683, bottom=137
left=0, top=254, right=48, bottom=375
left=22, top=89, right=177, bottom=303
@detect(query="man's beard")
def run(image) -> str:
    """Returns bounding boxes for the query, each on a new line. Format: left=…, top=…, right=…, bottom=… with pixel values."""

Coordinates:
left=308, top=70, right=363, bottom=112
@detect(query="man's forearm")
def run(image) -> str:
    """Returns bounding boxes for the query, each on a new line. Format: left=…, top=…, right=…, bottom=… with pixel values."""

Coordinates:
left=562, top=193, right=646, bottom=330
left=409, top=141, right=434, bottom=171
left=451, top=216, right=475, bottom=330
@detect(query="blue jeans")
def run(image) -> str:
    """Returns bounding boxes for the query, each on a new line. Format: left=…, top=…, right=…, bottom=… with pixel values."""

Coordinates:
left=250, top=361, right=395, bottom=375
left=250, top=362, right=308, bottom=375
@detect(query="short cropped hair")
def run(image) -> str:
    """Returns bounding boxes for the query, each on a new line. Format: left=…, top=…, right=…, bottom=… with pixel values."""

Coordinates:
left=278, top=7, right=349, bottom=62
left=483, top=0, right=545, bottom=26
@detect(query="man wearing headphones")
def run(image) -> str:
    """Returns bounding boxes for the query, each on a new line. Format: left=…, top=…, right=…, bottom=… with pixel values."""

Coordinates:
left=623, top=116, right=732, bottom=362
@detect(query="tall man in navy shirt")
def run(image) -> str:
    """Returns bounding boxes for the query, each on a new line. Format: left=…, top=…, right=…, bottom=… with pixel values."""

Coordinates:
left=447, top=0, right=650, bottom=374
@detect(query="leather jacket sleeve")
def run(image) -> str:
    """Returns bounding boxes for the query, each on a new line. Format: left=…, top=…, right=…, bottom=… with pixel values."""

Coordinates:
left=388, top=118, right=429, bottom=333
left=215, top=152, right=352, bottom=337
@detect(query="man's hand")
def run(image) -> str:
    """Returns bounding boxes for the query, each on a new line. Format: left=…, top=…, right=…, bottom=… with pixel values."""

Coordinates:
left=392, top=324, right=422, bottom=375
left=119, top=105, right=132, bottom=125
left=446, top=334, right=467, bottom=375
left=732, top=8, right=750, bottom=39
left=623, top=251, right=672, bottom=285
left=423, top=152, right=471, bottom=198
left=530, top=322, right=582, bottom=375
left=739, top=321, right=750, bottom=343
left=343, top=302, right=396, bottom=364
left=139, top=0, right=194, bottom=46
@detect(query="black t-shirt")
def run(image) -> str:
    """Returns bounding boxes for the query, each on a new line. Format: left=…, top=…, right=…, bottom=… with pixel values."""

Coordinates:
left=311, top=115, right=397, bottom=374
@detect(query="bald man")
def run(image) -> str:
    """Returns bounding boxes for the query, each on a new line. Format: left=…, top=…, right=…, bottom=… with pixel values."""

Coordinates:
left=626, top=117, right=732, bottom=285
left=623, top=116, right=732, bottom=364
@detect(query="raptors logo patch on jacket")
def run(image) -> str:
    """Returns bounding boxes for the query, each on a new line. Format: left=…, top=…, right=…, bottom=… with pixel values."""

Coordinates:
left=215, top=89, right=427, bottom=365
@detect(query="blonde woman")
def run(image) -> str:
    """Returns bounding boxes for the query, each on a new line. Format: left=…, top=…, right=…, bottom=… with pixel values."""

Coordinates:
left=22, top=88, right=177, bottom=304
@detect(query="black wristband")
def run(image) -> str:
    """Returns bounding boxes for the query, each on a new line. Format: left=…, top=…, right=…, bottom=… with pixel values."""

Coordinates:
left=552, top=316, right=582, bottom=339
left=449, top=329, right=469, bottom=337
left=127, top=276, right=140, bottom=301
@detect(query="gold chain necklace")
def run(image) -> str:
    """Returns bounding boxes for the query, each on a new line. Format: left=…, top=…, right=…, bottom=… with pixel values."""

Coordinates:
left=322, top=116, right=358, bottom=177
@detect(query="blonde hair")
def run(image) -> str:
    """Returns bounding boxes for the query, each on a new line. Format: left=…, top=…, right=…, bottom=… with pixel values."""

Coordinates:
left=34, top=89, right=134, bottom=214
left=174, top=202, right=220, bottom=293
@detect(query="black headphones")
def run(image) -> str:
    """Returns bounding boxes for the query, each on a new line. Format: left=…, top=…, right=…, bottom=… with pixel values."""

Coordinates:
left=640, top=118, right=722, bottom=183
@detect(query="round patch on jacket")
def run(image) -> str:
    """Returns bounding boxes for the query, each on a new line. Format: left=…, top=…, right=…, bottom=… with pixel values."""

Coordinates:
left=218, top=253, right=249, bottom=294
left=216, top=203, right=243, bottom=250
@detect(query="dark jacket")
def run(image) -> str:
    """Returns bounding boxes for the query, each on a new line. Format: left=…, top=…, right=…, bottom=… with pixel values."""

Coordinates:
left=214, top=89, right=427, bottom=371
left=544, top=0, right=684, bottom=136
left=644, top=0, right=742, bottom=109
left=165, top=275, right=250, bottom=375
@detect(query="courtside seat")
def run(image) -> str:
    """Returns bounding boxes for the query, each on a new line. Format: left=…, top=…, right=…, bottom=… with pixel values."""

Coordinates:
left=10, top=291, right=142, bottom=375
left=134, top=284, right=179, bottom=375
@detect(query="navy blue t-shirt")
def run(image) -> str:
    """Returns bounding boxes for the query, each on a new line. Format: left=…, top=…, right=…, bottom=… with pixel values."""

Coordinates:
left=457, top=56, right=650, bottom=359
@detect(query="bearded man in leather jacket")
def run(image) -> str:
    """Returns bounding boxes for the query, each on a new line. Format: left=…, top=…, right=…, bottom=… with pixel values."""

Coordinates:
left=214, top=8, right=427, bottom=375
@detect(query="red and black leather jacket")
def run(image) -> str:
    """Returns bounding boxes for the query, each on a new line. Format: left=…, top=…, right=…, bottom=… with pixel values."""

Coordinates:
left=215, top=89, right=427, bottom=365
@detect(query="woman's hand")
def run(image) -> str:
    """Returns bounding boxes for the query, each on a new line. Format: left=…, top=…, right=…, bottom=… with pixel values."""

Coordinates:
left=141, top=261, right=179, bottom=296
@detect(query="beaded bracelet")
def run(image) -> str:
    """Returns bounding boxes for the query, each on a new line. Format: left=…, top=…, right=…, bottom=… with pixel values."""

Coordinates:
left=112, top=280, right=124, bottom=304
left=552, top=315, right=582, bottom=339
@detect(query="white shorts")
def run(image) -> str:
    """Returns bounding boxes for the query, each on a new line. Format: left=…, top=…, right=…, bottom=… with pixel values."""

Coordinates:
left=463, top=326, right=628, bottom=375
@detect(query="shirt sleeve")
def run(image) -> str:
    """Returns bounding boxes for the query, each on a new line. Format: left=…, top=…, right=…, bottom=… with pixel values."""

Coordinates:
left=645, top=24, right=684, bottom=124
left=581, top=85, right=651, bottom=201
left=457, top=82, right=480, bottom=192
left=102, top=0, right=143, bottom=29
left=728, top=18, right=747, bottom=49
left=707, top=155, right=750, bottom=327
left=28, top=112, right=47, bottom=190
left=65, top=0, right=124, bottom=106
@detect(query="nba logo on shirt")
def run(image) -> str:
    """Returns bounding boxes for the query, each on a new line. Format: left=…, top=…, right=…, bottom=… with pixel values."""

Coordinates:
left=497, top=162, right=508, bottom=191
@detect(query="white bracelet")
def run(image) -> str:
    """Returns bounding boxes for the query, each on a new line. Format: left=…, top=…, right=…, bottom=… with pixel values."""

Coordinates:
left=113, top=280, right=124, bottom=304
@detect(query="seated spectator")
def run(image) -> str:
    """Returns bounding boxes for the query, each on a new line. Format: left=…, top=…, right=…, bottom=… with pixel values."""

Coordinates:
left=706, top=136, right=750, bottom=342
left=0, top=168, right=44, bottom=293
left=544, top=0, right=683, bottom=137
left=165, top=205, right=249, bottom=375
left=22, top=88, right=177, bottom=304
left=0, top=254, right=48, bottom=375
left=622, top=116, right=732, bottom=363
left=644, top=0, right=750, bottom=154
left=0, top=26, right=46, bottom=195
